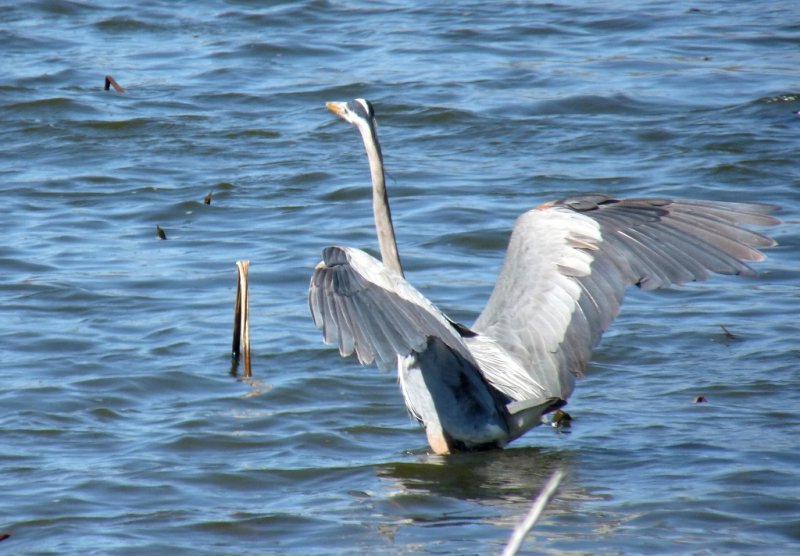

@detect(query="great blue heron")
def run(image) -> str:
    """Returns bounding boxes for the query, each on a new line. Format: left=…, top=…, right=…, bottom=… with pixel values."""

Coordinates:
left=310, top=98, right=778, bottom=455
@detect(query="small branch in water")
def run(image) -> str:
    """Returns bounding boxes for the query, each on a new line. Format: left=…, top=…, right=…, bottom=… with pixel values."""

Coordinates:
left=719, top=325, right=737, bottom=340
left=104, top=75, right=125, bottom=93
left=502, top=469, right=564, bottom=556
left=232, top=260, right=252, bottom=378
left=156, top=225, right=167, bottom=240
left=204, top=191, right=213, bottom=205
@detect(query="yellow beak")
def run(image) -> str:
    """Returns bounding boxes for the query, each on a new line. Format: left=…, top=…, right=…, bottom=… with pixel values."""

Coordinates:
left=326, top=101, right=346, bottom=116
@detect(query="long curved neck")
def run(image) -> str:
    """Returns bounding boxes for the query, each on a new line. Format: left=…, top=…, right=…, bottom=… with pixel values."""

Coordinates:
left=359, top=122, right=404, bottom=277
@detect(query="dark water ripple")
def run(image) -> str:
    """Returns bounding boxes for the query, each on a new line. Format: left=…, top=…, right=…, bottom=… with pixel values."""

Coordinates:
left=1, top=1, right=799, bottom=554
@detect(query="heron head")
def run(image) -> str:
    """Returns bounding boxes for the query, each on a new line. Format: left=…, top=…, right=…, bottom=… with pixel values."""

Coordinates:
left=326, top=98, right=375, bottom=126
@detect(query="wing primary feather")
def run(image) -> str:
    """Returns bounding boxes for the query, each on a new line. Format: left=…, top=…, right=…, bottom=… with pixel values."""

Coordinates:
left=669, top=207, right=777, bottom=247
left=623, top=226, right=702, bottom=285
left=664, top=213, right=770, bottom=262
left=669, top=200, right=780, bottom=227
left=639, top=220, right=753, bottom=277
left=629, top=224, right=712, bottom=283
left=613, top=230, right=675, bottom=289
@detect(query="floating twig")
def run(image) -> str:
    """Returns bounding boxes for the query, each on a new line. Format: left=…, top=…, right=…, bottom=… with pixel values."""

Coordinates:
left=204, top=191, right=213, bottom=205
left=156, top=224, right=167, bottom=240
left=502, top=468, right=564, bottom=556
left=104, top=75, right=125, bottom=93
left=720, top=325, right=737, bottom=340
left=232, top=260, right=252, bottom=378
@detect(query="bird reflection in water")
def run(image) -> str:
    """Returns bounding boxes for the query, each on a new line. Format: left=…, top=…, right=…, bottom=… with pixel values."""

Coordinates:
left=368, top=448, right=597, bottom=547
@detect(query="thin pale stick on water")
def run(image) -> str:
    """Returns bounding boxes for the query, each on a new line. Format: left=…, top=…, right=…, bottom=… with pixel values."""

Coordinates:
left=502, top=468, right=564, bottom=556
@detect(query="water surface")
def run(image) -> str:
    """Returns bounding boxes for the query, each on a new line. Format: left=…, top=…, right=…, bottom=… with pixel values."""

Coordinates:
left=1, top=1, right=799, bottom=554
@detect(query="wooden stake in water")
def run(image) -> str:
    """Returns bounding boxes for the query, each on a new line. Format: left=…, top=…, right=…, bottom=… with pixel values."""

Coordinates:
left=232, top=260, right=252, bottom=378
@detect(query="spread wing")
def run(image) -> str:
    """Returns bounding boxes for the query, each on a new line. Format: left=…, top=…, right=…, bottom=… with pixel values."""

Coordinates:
left=308, top=246, right=474, bottom=371
left=473, top=195, right=779, bottom=400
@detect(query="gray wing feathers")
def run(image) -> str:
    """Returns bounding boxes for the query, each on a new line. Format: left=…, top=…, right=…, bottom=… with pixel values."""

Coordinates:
left=586, top=197, right=776, bottom=289
left=309, top=246, right=471, bottom=371
left=474, top=196, right=777, bottom=399
left=473, top=207, right=601, bottom=398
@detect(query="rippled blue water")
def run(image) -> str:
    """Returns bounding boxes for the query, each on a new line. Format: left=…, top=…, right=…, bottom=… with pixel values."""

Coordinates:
left=1, top=1, right=799, bottom=554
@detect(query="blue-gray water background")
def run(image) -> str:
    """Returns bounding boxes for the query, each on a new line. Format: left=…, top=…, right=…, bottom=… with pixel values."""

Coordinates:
left=2, top=1, right=799, bottom=554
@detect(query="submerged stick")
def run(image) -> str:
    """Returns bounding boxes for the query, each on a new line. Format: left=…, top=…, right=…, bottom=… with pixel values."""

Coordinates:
left=502, top=468, right=564, bottom=556
left=104, top=75, right=125, bottom=93
left=232, top=260, right=252, bottom=377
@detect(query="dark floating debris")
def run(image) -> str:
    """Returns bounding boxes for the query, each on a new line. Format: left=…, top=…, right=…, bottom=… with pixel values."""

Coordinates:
left=156, top=224, right=167, bottom=240
left=204, top=191, right=213, bottom=205
left=0, top=532, right=10, bottom=542
left=232, top=260, right=252, bottom=378
left=720, top=325, right=737, bottom=340
left=104, top=75, right=124, bottom=93
left=693, top=395, right=708, bottom=404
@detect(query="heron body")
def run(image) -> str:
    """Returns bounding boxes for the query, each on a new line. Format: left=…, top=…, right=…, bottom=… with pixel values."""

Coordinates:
left=310, top=98, right=778, bottom=454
